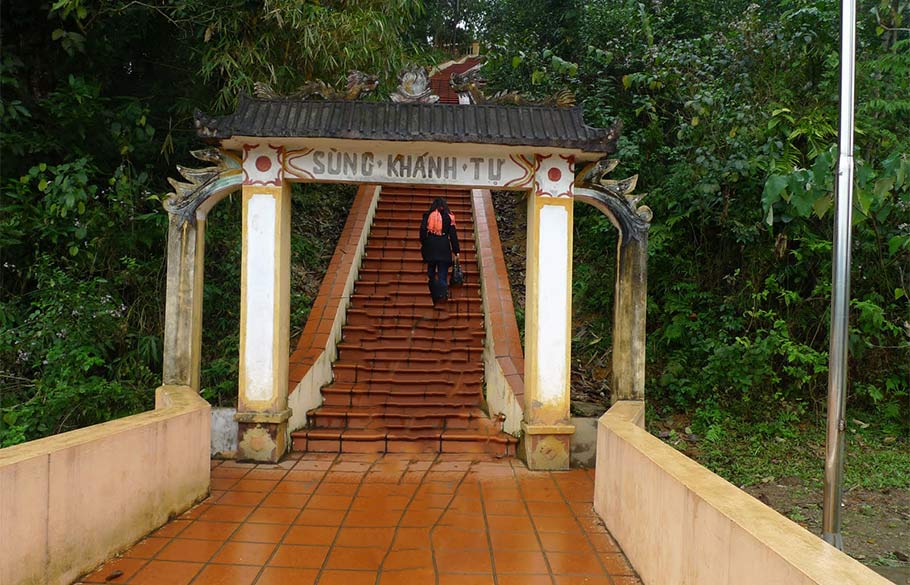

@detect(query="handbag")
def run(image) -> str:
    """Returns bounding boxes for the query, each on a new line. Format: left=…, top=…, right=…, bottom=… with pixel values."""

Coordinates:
left=450, top=259, right=464, bottom=286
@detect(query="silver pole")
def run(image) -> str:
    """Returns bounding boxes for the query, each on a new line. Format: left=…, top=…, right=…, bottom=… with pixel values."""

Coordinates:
left=822, top=0, right=856, bottom=551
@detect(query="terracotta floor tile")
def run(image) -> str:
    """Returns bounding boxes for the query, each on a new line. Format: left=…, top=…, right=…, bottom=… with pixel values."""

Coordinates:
left=181, top=521, right=240, bottom=541
left=350, top=495, right=410, bottom=511
left=431, top=526, right=488, bottom=550
left=253, top=567, right=318, bottom=585
left=533, top=516, right=583, bottom=534
left=486, top=514, right=534, bottom=532
left=232, top=479, right=280, bottom=492
left=586, top=533, right=619, bottom=553
left=246, top=468, right=289, bottom=480
left=211, top=542, right=277, bottom=565
left=295, top=508, right=346, bottom=526
left=482, top=500, right=525, bottom=515
left=325, top=546, right=386, bottom=570
left=217, top=491, right=267, bottom=507
left=273, top=481, right=316, bottom=494
left=199, top=505, right=254, bottom=523
left=190, top=563, right=260, bottom=585
left=545, top=552, right=605, bottom=576
left=552, top=577, right=613, bottom=585
left=212, top=467, right=250, bottom=479
left=488, top=529, right=541, bottom=552
left=324, top=471, right=366, bottom=483
left=391, top=527, right=432, bottom=550
left=449, top=497, right=484, bottom=513
left=261, top=492, right=310, bottom=508
left=283, top=525, right=338, bottom=546
left=378, top=569, right=436, bottom=584
left=499, top=575, right=555, bottom=585
left=493, top=549, right=550, bottom=574
left=247, top=507, right=299, bottom=524
left=231, top=523, right=289, bottom=543
left=82, top=557, right=148, bottom=583
left=181, top=504, right=213, bottom=520
left=153, top=519, right=191, bottom=538
left=538, top=532, right=592, bottom=554
left=294, top=459, right=334, bottom=471
left=599, top=552, right=634, bottom=575
left=157, top=538, right=222, bottom=562
left=344, top=508, right=403, bottom=527
left=336, top=526, right=396, bottom=548
left=268, top=544, right=329, bottom=568
left=316, top=483, right=359, bottom=496
left=212, top=478, right=241, bottom=491
left=527, top=500, right=572, bottom=517
left=438, top=511, right=486, bottom=531
left=577, top=515, right=609, bottom=534
left=130, top=560, right=202, bottom=585
left=318, top=570, right=378, bottom=585
left=123, top=537, right=170, bottom=559
left=481, top=488, right=522, bottom=501
left=331, top=461, right=372, bottom=472
left=306, top=494, right=353, bottom=510
left=438, top=575, right=496, bottom=585
left=435, top=550, right=492, bottom=573
left=381, top=548, right=434, bottom=570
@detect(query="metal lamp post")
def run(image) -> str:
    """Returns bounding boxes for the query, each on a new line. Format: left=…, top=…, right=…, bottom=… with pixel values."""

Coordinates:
left=822, top=0, right=856, bottom=551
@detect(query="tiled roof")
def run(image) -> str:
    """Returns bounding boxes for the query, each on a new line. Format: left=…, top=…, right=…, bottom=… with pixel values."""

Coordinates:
left=194, top=95, right=618, bottom=154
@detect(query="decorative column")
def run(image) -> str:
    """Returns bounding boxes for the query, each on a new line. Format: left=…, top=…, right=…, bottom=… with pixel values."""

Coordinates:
left=574, top=160, right=652, bottom=407
left=162, top=215, right=206, bottom=389
left=522, top=154, right=576, bottom=470
left=162, top=149, right=243, bottom=390
left=235, top=144, right=293, bottom=462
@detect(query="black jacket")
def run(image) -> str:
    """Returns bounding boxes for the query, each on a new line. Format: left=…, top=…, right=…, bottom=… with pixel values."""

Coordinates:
left=419, top=210, right=460, bottom=263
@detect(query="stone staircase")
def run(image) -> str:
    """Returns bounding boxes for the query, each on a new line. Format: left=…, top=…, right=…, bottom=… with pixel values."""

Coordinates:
left=291, top=186, right=517, bottom=455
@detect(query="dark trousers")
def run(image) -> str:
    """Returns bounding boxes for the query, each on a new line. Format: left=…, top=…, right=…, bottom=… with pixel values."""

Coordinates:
left=427, top=261, right=451, bottom=300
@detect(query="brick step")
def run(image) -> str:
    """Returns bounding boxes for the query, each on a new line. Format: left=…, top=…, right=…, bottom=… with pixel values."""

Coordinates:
left=354, top=281, right=481, bottom=297
left=322, top=393, right=480, bottom=407
left=362, top=247, right=477, bottom=260
left=321, top=383, right=479, bottom=401
left=336, top=345, right=482, bottom=362
left=370, top=217, right=475, bottom=231
left=352, top=297, right=481, bottom=312
left=341, top=327, right=484, bottom=346
left=365, top=242, right=477, bottom=255
left=374, top=204, right=472, bottom=217
left=333, top=363, right=484, bottom=384
left=306, top=405, right=487, bottom=429
left=359, top=259, right=478, bottom=274
left=344, top=308, right=483, bottom=326
left=292, top=425, right=516, bottom=455
left=379, top=189, right=472, bottom=200
left=372, top=210, right=475, bottom=223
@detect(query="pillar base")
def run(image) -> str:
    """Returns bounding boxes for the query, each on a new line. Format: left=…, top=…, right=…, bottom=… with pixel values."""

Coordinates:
left=235, top=409, right=291, bottom=462
left=522, top=422, right=575, bottom=470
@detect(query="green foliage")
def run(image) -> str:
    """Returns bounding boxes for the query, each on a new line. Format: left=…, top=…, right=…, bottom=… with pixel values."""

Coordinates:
left=479, top=0, right=909, bottom=433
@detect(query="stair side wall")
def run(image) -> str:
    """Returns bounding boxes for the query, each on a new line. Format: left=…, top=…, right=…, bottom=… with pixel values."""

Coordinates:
left=287, top=184, right=381, bottom=432
left=471, top=189, right=525, bottom=435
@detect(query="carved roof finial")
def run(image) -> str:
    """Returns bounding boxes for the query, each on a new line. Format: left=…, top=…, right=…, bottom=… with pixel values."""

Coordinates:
left=391, top=65, right=439, bottom=104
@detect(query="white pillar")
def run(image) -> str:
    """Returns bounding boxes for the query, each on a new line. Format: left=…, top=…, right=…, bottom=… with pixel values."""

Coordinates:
left=522, top=154, right=576, bottom=470
left=236, top=144, right=292, bottom=462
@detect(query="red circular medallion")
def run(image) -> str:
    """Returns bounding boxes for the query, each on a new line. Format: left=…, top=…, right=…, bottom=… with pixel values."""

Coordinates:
left=547, top=167, right=562, bottom=182
left=255, top=156, right=272, bottom=172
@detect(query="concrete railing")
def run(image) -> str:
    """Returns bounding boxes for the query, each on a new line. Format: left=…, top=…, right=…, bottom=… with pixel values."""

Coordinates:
left=594, top=401, right=892, bottom=585
left=0, top=385, right=210, bottom=585
left=471, top=189, right=524, bottom=434
left=287, top=184, right=381, bottom=431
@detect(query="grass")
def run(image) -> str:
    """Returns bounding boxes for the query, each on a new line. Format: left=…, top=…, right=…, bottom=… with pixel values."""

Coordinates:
left=648, top=414, right=910, bottom=490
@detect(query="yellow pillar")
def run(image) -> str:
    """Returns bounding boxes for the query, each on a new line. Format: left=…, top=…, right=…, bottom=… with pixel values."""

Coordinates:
left=162, top=214, right=206, bottom=390
left=522, top=155, right=576, bottom=470
left=235, top=145, right=292, bottom=462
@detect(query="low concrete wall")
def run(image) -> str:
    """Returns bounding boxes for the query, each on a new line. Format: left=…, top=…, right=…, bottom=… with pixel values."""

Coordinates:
left=471, top=189, right=524, bottom=434
left=0, top=385, right=210, bottom=585
left=288, top=184, right=381, bottom=431
left=594, top=401, right=891, bottom=585
left=211, top=406, right=238, bottom=457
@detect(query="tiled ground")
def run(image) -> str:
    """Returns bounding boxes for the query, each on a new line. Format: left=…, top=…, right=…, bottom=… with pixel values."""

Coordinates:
left=79, top=453, right=641, bottom=585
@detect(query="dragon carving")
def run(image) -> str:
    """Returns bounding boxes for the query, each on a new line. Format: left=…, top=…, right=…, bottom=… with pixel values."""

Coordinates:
left=253, top=70, right=379, bottom=100
left=391, top=65, right=439, bottom=104
left=450, top=69, right=575, bottom=107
